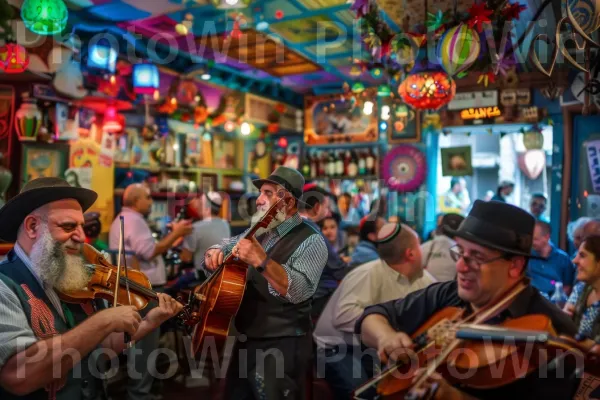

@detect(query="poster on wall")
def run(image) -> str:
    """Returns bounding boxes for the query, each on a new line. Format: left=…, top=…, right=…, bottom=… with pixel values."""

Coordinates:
left=441, top=146, right=473, bottom=177
left=64, top=167, right=92, bottom=189
left=388, top=104, right=420, bottom=144
left=304, top=93, right=378, bottom=145
left=21, top=144, right=68, bottom=188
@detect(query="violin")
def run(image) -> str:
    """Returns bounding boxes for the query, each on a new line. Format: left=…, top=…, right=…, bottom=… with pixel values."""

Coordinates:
left=57, top=243, right=160, bottom=311
left=353, top=278, right=598, bottom=400
left=58, top=220, right=195, bottom=328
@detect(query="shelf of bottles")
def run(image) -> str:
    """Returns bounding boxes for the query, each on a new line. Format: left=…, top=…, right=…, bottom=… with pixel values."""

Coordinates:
left=302, top=147, right=379, bottom=181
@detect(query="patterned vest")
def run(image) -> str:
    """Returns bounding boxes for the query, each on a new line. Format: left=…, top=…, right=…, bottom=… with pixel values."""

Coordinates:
left=572, top=284, right=600, bottom=342
left=0, top=251, right=105, bottom=400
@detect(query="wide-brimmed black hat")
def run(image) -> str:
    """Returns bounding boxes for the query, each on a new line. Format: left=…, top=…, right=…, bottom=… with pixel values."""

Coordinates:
left=443, top=200, right=539, bottom=258
left=0, top=177, right=97, bottom=242
left=252, top=166, right=309, bottom=207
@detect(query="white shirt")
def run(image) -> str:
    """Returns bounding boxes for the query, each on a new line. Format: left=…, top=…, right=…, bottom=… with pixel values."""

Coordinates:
left=313, top=259, right=435, bottom=349
left=421, top=235, right=457, bottom=282
left=109, top=207, right=167, bottom=286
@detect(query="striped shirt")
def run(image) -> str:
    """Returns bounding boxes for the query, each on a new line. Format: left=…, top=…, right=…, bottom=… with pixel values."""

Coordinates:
left=207, top=213, right=328, bottom=304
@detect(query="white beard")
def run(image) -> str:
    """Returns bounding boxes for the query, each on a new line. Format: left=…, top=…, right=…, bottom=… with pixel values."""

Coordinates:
left=251, top=206, right=287, bottom=237
left=29, top=224, right=91, bottom=292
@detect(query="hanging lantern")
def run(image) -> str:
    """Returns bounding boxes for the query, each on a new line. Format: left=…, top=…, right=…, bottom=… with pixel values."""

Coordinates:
left=398, top=71, right=456, bottom=110
left=523, top=129, right=544, bottom=150
left=278, top=137, right=288, bottom=148
left=352, top=82, right=365, bottom=93
left=87, top=40, right=117, bottom=74
left=370, top=67, right=383, bottom=79
left=21, top=0, right=69, bottom=36
left=0, top=43, right=29, bottom=74
left=102, top=106, right=123, bottom=133
left=15, top=95, right=42, bottom=141
left=377, top=84, right=391, bottom=97
left=437, top=23, right=481, bottom=77
left=133, top=63, right=160, bottom=95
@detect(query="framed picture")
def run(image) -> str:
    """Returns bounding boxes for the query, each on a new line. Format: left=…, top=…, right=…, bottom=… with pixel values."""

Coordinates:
left=304, top=92, right=378, bottom=145
left=201, top=173, right=218, bottom=192
left=441, top=146, right=473, bottom=177
left=388, top=104, right=421, bottom=144
left=21, top=143, right=69, bottom=188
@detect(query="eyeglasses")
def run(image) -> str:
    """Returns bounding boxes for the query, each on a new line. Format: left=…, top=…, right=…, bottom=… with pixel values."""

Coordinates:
left=449, top=245, right=508, bottom=271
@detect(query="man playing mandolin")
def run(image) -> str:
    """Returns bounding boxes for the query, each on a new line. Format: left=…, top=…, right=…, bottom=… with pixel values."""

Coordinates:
left=204, top=166, right=328, bottom=400
left=0, top=177, right=183, bottom=400
left=355, top=200, right=581, bottom=399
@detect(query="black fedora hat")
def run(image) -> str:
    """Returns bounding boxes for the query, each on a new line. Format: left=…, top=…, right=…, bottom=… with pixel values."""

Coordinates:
left=0, top=177, right=97, bottom=242
left=440, top=213, right=465, bottom=239
left=252, top=166, right=309, bottom=207
left=443, top=200, right=539, bottom=258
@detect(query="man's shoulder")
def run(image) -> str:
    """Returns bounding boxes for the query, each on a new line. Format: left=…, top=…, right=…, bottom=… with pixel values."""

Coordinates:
left=345, top=259, right=380, bottom=279
left=528, top=288, right=577, bottom=335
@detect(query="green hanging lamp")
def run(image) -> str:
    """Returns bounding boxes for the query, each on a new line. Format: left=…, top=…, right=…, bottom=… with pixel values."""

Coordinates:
left=21, top=0, right=68, bottom=36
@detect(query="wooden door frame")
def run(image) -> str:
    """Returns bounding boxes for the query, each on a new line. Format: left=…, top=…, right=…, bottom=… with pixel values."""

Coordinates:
left=560, top=104, right=585, bottom=250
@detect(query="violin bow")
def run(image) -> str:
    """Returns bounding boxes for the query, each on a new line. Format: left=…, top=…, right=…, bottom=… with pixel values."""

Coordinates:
left=115, top=215, right=135, bottom=348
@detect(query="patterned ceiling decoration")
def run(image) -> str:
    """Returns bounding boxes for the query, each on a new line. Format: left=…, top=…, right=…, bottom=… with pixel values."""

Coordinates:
left=60, top=0, right=560, bottom=97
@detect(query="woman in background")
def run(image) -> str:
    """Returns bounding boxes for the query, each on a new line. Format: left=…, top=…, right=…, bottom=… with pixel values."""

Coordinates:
left=318, top=212, right=349, bottom=260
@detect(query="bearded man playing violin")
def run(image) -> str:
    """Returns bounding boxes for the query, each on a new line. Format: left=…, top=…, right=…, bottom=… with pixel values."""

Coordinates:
left=356, top=200, right=581, bottom=400
left=204, top=166, right=328, bottom=400
left=0, top=177, right=183, bottom=400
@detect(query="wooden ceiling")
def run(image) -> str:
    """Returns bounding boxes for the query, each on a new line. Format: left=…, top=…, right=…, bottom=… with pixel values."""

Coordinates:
left=197, top=29, right=323, bottom=77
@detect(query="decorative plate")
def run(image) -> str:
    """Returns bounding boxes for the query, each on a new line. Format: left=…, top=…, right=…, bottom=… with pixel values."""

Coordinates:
left=381, top=145, right=427, bottom=192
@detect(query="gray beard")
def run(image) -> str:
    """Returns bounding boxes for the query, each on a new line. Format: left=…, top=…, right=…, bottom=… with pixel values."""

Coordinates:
left=29, top=225, right=91, bottom=292
left=251, top=206, right=287, bottom=237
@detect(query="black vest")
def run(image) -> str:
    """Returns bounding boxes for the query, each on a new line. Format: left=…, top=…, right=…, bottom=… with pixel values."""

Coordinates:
left=0, top=251, right=104, bottom=400
left=235, top=221, right=320, bottom=338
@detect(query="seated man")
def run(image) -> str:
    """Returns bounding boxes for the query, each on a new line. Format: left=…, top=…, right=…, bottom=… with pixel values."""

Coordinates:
left=527, top=220, right=574, bottom=297
left=181, top=191, right=231, bottom=280
left=355, top=200, right=579, bottom=399
left=0, top=177, right=183, bottom=400
left=313, top=222, right=435, bottom=400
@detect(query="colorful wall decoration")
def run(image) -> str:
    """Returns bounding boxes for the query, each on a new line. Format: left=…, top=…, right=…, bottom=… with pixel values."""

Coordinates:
left=304, top=93, right=378, bottom=145
left=70, top=135, right=115, bottom=234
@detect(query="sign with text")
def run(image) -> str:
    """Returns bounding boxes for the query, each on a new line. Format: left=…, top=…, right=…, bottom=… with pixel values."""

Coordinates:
left=447, top=90, right=497, bottom=110
left=586, top=139, right=600, bottom=193
left=460, top=106, right=502, bottom=121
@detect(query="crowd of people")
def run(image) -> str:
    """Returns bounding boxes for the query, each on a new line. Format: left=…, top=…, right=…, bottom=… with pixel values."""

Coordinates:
left=1, top=169, right=600, bottom=400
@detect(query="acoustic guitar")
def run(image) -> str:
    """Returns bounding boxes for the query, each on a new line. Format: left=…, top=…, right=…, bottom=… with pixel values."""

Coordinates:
left=185, top=196, right=288, bottom=362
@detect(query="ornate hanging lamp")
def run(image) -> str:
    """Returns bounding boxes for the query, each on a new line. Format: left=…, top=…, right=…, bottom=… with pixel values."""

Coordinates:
left=21, top=0, right=69, bottom=36
left=0, top=42, right=29, bottom=74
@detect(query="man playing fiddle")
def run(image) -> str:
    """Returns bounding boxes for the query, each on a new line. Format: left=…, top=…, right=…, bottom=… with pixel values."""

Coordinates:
left=204, top=166, right=328, bottom=400
left=356, top=200, right=580, bottom=399
left=0, top=177, right=183, bottom=400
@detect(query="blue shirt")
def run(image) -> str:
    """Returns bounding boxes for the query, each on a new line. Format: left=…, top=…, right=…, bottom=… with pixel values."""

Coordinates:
left=527, top=244, right=575, bottom=295
left=567, top=282, right=600, bottom=339
left=349, top=240, right=379, bottom=269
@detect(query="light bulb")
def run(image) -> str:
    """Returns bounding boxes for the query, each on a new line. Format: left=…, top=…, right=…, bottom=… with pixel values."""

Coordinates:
left=381, top=105, right=390, bottom=121
left=363, top=101, right=374, bottom=115
left=241, top=122, right=251, bottom=136
left=201, top=73, right=211, bottom=80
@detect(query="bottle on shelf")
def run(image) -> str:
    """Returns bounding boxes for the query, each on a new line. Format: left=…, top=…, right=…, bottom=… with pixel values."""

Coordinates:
left=310, top=151, right=318, bottom=179
left=358, top=151, right=366, bottom=175
left=344, top=151, right=351, bottom=176
left=348, top=151, right=358, bottom=178
left=335, top=151, right=344, bottom=177
left=366, top=148, right=376, bottom=175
